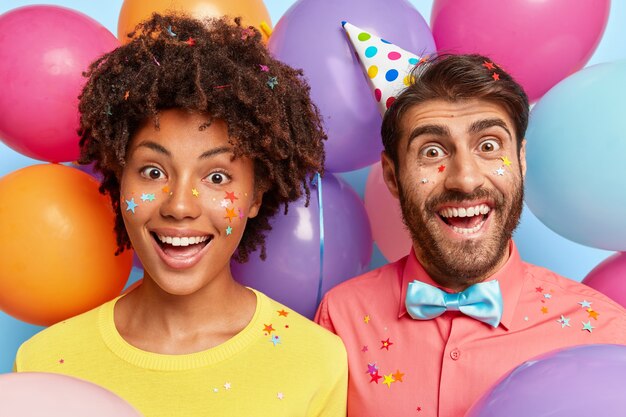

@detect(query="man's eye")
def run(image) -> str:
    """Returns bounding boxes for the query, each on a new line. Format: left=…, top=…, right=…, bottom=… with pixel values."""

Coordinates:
left=140, top=167, right=165, bottom=180
left=206, top=172, right=231, bottom=185
left=421, top=145, right=445, bottom=158
left=479, top=140, right=500, bottom=152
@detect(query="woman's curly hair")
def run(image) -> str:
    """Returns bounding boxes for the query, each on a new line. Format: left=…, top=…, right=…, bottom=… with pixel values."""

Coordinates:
left=78, top=13, right=326, bottom=262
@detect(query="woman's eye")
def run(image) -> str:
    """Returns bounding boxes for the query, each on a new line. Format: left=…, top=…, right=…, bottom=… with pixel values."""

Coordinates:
left=206, top=172, right=231, bottom=185
left=421, top=145, right=445, bottom=158
left=140, top=167, right=165, bottom=180
left=479, top=139, right=501, bottom=152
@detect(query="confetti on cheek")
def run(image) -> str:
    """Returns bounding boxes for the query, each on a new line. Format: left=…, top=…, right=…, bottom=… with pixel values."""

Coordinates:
left=501, top=156, right=512, bottom=166
left=494, top=167, right=505, bottom=176
left=224, top=191, right=238, bottom=204
left=162, top=186, right=170, bottom=194
left=192, top=188, right=200, bottom=197
left=140, top=193, right=156, bottom=202
left=125, top=198, right=138, bottom=214
left=238, top=208, right=245, bottom=219
left=226, top=226, right=232, bottom=236
left=438, top=165, right=445, bottom=173
left=224, top=207, right=237, bottom=222
left=220, top=199, right=229, bottom=208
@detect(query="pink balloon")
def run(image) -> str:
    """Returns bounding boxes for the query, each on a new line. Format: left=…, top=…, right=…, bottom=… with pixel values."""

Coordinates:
left=0, top=6, right=119, bottom=162
left=0, top=373, right=142, bottom=417
left=582, top=252, right=626, bottom=308
left=431, top=0, right=610, bottom=102
left=364, top=162, right=412, bottom=262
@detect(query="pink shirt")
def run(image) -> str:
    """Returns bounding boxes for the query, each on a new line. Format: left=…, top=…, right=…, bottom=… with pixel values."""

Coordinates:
left=315, top=242, right=626, bottom=417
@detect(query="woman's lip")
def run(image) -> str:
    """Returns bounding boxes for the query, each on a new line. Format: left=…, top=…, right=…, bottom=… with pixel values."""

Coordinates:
left=150, top=233, right=212, bottom=270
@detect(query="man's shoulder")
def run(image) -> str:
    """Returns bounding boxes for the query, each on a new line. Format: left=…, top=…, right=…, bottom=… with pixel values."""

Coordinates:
left=523, top=261, right=626, bottom=314
left=324, top=258, right=405, bottom=302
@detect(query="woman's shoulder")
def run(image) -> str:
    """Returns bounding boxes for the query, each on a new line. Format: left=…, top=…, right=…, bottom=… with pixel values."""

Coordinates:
left=15, top=299, right=114, bottom=371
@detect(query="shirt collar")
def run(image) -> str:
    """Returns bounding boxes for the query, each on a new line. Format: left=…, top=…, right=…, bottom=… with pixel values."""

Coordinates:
left=397, top=240, right=525, bottom=330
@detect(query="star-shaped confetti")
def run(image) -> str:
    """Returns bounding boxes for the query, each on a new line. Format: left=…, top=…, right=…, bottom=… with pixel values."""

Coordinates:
left=225, top=191, right=238, bottom=204
left=278, top=309, right=289, bottom=317
left=380, top=338, right=393, bottom=350
left=263, top=324, right=275, bottom=334
left=238, top=208, right=245, bottom=219
left=544, top=293, right=552, bottom=299
left=124, top=91, right=130, bottom=100
left=495, top=167, right=505, bottom=176
left=259, top=64, right=269, bottom=72
left=58, top=359, right=64, bottom=364
left=224, top=382, right=231, bottom=390
left=224, top=207, right=237, bottom=222
left=185, top=37, right=195, bottom=46
left=125, top=198, right=138, bottom=213
left=582, top=321, right=594, bottom=333
left=361, top=345, right=368, bottom=352
left=541, top=306, right=548, bottom=314
left=277, top=392, right=284, bottom=400
left=557, top=315, right=571, bottom=328
left=501, top=156, right=512, bottom=166
left=369, top=371, right=382, bottom=384
left=241, top=27, right=255, bottom=40
left=270, top=335, right=281, bottom=346
left=364, top=315, right=370, bottom=324
left=492, top=72, right=500, bottom=81
left=220, top=199, right=229, bottom=208
left=192, top=188, right=199, bottom=197
left=535, top=287, right=544, bottom=293
left=141, top=193, right=156, bottom=202
left=366, top=363, right=378, bottom=374
left=166, top=25, right=177, bottom=37
left=226, top=226, right=233, bottom=236
left=267, top=76, right=278, bottom=89
left=438, top=165, right=445, bottom=173
left=579, top=300, right=592, bottom=309
left=392, top=370, right=405, bottom=383
left=587, top=309, right=599, bottom=320
left=482, top=61, right=496, bottom=70
left=162, top=186, right=170, bottom=194
left=383, top=374, right=395, bottom=388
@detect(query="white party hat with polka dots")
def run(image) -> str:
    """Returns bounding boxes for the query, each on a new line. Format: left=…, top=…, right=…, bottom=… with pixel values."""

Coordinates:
left=342, top=21, right=424, bottom=116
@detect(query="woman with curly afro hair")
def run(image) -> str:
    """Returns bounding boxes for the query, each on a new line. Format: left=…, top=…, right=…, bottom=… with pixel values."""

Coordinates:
left=15, top=13, right=347, bottom=417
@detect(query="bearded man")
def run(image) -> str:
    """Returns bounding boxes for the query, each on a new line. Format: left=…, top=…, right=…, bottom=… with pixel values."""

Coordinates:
left=315, top=54, right=626, bottom=417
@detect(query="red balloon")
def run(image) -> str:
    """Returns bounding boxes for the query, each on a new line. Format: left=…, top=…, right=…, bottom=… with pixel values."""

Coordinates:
left=0, top=6, right=119, bottom=162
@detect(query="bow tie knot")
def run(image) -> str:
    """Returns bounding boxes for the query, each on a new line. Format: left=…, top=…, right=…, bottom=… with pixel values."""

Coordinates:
left=405, top=280, right=503, bottom=328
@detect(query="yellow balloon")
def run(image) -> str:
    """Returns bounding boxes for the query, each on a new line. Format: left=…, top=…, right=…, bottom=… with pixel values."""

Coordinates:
left=117, top=0, right=273, bottom=43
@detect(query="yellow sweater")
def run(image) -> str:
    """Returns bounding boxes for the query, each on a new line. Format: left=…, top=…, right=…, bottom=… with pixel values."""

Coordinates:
left=16, top=290, right=347, bottom=417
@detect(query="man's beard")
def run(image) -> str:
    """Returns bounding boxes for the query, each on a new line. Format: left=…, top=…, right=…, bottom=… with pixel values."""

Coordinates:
left=398, top=178, right=524, bottom=285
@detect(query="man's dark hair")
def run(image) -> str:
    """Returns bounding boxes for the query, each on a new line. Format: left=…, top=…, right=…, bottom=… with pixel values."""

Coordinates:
left=381, top=54, right=529, bottom=165
left=78, top=13, right=326, bottom=262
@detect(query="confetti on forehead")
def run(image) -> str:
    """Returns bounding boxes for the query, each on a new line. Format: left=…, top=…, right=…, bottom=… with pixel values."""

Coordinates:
left=342, top=21, right=424, bottom=116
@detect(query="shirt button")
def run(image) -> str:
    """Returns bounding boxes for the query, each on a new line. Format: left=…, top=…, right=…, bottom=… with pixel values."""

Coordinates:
left=450, top=348, right=461, bottom=360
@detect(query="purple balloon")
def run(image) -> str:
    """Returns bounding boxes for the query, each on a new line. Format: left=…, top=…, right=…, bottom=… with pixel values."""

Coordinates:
left=232, top=173, right=372, bottom=318
left=466, top=344, right=626, bottom=417
left=269, top=0, right=435, bottom=173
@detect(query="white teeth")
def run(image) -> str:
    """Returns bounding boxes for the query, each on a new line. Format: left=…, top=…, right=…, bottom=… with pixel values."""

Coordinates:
left=439, top=204, right=490, bottom=218
left=157, top=235, right=209, bottom=246
left=451, top=219, right=486, bottom=235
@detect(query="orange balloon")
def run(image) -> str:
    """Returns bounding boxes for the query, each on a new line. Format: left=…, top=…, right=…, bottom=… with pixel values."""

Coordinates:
left=117, top=0, right=273, bottom=43
left=0, top=164, right=132, bottom=326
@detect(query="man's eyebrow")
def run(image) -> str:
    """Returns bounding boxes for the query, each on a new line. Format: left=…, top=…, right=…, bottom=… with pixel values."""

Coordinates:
left=407, top=124, right=451, bottom=149
left=199, top=146, right=233, bottom=159
left=469, top=118, right=512, bottom=139
left=136, top=141, right=170, bottom=156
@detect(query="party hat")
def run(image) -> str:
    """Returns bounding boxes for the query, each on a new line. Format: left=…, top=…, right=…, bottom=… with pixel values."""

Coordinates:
left=342, top=21, right=424, bottom=116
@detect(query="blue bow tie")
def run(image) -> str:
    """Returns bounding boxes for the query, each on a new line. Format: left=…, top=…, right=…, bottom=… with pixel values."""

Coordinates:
left=405, top=280, right=503, bottom=328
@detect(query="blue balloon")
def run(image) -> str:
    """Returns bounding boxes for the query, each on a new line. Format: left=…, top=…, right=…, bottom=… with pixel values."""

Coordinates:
left=0, top=311, right=43, bottom=374
left=525, top=60, right=626, bottom=251
left=0, top=141, right=38, bottom=178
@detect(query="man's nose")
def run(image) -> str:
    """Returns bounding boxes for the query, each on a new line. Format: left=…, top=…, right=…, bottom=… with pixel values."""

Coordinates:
left=443, top=150, right=485, bottom=194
